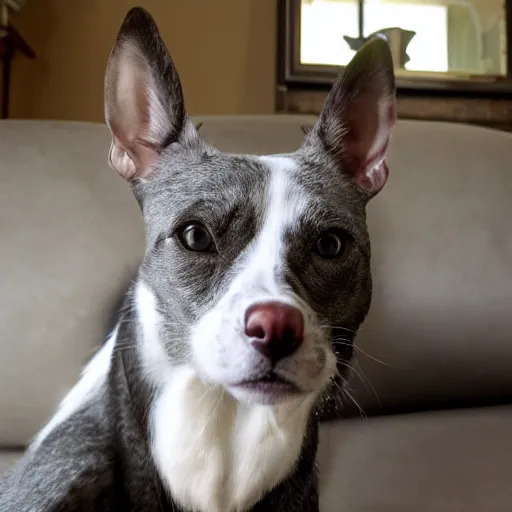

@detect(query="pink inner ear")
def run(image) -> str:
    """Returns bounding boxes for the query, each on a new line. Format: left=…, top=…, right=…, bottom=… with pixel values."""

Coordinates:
left=343, top=130, right=391, bottom=195
left=106, top=45, right=167, bottom=181
left=355, top=158, right=390, bottom=196
left=343, top=96, right=395, bottom=195
left=108, top=131, right=160, bottom=181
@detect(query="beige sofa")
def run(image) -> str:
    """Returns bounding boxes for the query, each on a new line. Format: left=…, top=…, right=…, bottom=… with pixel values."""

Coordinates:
left=0, top=116, right=511, bottom=511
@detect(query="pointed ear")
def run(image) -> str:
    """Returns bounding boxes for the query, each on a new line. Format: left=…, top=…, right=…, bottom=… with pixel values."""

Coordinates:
left=305, top=36, right=396, bottom=198
left=104, top=7, right=199, bottom=181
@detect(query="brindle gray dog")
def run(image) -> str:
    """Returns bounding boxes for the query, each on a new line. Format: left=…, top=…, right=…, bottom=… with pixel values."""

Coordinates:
left=0, top=7, right=396, bottom=512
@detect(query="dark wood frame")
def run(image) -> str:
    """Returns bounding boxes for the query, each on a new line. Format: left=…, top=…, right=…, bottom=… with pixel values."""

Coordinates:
left=278, top=0, right=512, bottom=95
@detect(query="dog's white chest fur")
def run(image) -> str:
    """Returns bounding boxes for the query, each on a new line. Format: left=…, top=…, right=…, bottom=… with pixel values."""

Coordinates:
left=151, top=367, right=311, bottom=512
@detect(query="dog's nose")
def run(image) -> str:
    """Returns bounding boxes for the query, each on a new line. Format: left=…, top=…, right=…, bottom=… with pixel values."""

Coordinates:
left=244, top=302, right=304, bottom=362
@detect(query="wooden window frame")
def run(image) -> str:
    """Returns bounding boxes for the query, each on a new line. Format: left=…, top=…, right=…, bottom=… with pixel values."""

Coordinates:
left=278, top=0, right=512, bottom=96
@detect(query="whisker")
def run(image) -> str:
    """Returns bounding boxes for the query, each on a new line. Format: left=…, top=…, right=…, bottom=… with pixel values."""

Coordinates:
left=336, top=359, right=367, bottom=387
left=343, top=388, right=367, bottom=421
left=332, top=376, right=367, bottom=421
left=355, top=348, right=396, bottom=368
left=321, top=324, right=356, bottom=334
left=331, top=338, right=396, bottom=368
left=336, top=358, right=382, bottom=408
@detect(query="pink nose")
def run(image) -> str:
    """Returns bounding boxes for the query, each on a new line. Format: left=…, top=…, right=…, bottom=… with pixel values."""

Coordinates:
left=244, top=302, right=304, bottom=362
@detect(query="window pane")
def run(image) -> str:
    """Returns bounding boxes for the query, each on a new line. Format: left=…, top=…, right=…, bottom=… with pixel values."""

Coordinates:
left=300, top=0, right=360, bottom=66
left=363, top=1, right=449, bottom=72
left=299, top=0, right=508, bottom=76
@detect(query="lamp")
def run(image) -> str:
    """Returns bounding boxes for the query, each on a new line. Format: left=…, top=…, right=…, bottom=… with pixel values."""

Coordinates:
left=0, top=0, right=34, bottom=119
left=1, top=1, right=26, bottom=33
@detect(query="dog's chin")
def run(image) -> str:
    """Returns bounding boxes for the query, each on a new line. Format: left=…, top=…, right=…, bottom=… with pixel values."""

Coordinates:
left=225, top=374, right=312, bottom=406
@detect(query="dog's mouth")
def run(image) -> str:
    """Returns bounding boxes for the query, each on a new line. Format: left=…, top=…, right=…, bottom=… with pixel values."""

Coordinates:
left=229, top=372, right=302, bottom=403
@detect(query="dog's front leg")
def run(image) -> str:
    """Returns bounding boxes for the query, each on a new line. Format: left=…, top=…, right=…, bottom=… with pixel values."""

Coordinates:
left=0, top=402, right=115, bottom=512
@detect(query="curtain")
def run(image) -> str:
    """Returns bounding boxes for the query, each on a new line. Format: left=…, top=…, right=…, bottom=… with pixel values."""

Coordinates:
left=447, top=5, right=479, bottom=73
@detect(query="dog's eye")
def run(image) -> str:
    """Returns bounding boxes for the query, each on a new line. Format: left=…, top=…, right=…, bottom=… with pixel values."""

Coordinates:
left=178, top=223, right=214, bottom=252
left=315, top=231, right=349, bottom=259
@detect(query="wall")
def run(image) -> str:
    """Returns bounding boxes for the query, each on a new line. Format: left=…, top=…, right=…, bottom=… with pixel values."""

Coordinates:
left=10, top=0, right=277, bottom=121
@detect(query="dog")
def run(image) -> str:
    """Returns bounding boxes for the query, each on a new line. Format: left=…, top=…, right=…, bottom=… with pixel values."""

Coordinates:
left=0, top=7, right=396, bottom=512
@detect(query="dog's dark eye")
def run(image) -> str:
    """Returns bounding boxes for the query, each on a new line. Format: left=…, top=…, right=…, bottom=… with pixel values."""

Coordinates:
left=178, top=223, right=214, bottom=252
left=315, top=231, right=348, bottom=259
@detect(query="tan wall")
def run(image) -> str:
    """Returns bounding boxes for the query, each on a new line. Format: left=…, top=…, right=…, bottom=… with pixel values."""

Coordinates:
left=10, top=0, right=277, bottom=121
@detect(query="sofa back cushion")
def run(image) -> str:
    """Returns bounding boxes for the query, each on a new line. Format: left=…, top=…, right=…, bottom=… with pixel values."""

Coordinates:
left=196, top=116, right=512, bottom=416
left=0, top=116, right=511, bottom=445
left=0, top=121, right=144, bottom=446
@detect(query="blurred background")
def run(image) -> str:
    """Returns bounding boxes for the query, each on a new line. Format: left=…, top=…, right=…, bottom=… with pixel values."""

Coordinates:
left=3, top=0, right=278, bottom=120
left=1, top=1, right=511, bottom=127
left=300, top=0, right=507, bottom=76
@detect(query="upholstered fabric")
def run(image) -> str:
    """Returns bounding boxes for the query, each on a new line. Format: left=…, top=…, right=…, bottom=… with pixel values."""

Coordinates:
left=0, top=451, right=22, bottom=478
left=194, top=115, right=512, bottom=415
left=318, top=405, right=512, bottom=511
left=0, top=116, right=511, bottom=448
left=2, top=406, right=511, bottom=511
left=0, top=120, right=145, bottom=446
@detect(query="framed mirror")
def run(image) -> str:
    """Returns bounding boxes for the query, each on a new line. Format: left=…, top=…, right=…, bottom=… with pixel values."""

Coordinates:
left=279, top=0, right=512, bottom=93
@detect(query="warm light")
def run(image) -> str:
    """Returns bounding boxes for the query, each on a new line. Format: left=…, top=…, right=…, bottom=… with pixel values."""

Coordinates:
left=365, top=2, right=448, bottom=72
left=301, top=0, right=449, bottom=72
left=301, top=1, right=359, bottom=66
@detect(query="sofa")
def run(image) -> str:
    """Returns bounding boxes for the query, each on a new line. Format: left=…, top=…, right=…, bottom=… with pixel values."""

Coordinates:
left=0, top=115, right=511, bottom=511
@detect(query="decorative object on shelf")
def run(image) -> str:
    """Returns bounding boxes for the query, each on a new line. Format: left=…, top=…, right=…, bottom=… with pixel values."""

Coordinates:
left=344, top=27, right=416, bottom=68
left=0, top=0, right=35, bottom=119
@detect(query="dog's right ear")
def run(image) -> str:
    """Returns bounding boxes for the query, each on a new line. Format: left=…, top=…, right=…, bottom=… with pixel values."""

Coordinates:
left=304, top=36, right=396, bottom=199
left=104, top=7, right=199, bottom=181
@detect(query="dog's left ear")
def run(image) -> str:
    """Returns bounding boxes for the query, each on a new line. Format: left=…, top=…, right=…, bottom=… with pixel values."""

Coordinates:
left=104, top=7, right=199, bottom=181
left=304, top=36, right=396, bottom=198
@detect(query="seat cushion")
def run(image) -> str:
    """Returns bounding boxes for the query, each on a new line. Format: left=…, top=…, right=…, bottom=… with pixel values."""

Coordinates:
left=318, top=405, right=512, bottom=511
left=2, top=407, right=510, bottom=510
left=0, top=450, right=22, bottom=478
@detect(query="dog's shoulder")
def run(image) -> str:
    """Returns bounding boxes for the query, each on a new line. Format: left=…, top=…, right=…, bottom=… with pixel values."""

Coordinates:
left=0, top=396, right=117, bottom=512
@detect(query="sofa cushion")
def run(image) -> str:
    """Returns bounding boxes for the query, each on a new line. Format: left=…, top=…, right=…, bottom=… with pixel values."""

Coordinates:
left=2, top=406, right=510, bottom=511
left=0, top=116, right=511, bottom=446
left=0, top=450, right=22, bottom=479
left=0, top=120, right=145, bottom=446
left=195, top=115, right=512, bottom=416
left=318, top=405, right=512, bottom=512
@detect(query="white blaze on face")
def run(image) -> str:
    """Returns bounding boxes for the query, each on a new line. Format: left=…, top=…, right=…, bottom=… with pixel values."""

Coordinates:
left=250, top=155, right=305, bottom=294
left=189, top=155, right=314, bottom=388
left=227, top=155, right=307, bottom=301
left=140, top=157, right=318, bottom=512
left=137, top=157, right=333, bottom=512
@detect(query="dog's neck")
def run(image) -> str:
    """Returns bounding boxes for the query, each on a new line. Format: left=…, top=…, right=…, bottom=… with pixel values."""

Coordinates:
left=111, top=280, right=318, bottom=512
